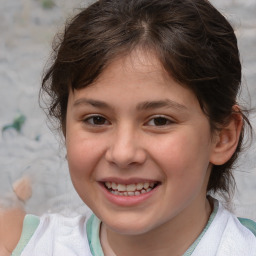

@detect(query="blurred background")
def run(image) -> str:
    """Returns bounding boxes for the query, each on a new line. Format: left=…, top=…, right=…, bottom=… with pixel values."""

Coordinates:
left=0, top=0, right=256, bottom=219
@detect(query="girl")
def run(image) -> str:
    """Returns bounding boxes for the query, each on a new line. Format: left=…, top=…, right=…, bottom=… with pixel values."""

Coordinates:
left=1, top=0, right=256, bottom=255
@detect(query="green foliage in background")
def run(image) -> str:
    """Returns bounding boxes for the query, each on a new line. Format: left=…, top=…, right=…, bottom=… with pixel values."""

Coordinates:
left=42, top=0, right=55, bottom=9
left=2, top=114, right=26, bottom=134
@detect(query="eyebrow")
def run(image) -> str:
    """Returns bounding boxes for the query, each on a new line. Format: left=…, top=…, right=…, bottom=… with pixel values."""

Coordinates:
left=73, top=98, right=188, bottom=112
left=73, top=98, right=112, bottom=109
left=136, top=99, right=188, bottom=111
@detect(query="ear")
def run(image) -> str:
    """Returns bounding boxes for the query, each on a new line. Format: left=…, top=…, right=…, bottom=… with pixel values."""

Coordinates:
left=210, top=106, right=243, bottom=165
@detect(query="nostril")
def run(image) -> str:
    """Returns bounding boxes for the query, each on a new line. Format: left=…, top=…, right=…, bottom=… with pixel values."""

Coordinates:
left=105, top=146, right=147, bottom=168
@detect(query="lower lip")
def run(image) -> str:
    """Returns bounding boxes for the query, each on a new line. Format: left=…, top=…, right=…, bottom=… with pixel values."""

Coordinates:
left=99, top=183, right=159, bottom=207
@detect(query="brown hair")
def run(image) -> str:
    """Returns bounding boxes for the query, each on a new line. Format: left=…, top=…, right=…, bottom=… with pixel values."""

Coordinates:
left=41, top=0, right=251, bottom=196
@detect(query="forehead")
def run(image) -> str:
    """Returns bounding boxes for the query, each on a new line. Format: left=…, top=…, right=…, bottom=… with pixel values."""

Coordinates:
left=89, top=49, right=169, bottom=87
left=68, top=49, right=199, bottom=110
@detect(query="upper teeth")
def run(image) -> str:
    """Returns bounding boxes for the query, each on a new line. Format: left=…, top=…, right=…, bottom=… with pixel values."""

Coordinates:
left=105, top=182, right=155, bottom=192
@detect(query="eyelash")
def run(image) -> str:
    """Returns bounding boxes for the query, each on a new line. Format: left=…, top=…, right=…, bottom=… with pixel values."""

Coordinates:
left=83, top=114, right=174, bottom=127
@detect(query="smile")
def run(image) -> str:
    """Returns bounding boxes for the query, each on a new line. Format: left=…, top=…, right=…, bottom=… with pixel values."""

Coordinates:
left=104, top=182, right=159, bottom=196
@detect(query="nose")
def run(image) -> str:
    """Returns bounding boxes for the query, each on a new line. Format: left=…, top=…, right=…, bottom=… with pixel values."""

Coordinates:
left=105, top=124, right=147, bottom=169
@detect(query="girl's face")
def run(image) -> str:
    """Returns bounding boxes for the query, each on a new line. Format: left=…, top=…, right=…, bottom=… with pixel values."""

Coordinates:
left=66, top=51, right=217, bottom=235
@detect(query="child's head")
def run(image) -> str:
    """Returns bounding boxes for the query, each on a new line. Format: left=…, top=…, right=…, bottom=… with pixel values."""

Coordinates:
left=41, top=0, right=249, bottom=203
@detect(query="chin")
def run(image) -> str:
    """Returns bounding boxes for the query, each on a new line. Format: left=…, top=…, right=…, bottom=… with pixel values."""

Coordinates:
left=102, top=215, right=156, bottom=236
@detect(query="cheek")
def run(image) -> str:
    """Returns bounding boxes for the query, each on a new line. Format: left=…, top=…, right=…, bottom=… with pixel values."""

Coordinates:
left=66, top=136, right=102, bottom=178
left=152, top=130, right=211, bottom=178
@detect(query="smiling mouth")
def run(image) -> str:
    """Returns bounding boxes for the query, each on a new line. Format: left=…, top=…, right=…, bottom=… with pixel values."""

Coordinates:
left=104, top=181, right=159, bottom=196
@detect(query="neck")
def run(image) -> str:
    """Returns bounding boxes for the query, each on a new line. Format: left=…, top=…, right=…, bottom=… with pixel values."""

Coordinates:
left=102, top=197, right=212, bottom=256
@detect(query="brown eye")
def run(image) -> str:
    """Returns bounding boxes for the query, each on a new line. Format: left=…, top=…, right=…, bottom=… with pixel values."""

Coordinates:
left=84, top=115, right=109, bottom=126
left=147, top=116, right=173, bottom=126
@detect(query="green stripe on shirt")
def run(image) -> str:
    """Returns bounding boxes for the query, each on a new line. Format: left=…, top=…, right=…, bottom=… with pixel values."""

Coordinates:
left=87, top=214, right=105, bottom=256
left=11, top=214, right=40, bottom=256
left=238, top=217, right=256, bottom=237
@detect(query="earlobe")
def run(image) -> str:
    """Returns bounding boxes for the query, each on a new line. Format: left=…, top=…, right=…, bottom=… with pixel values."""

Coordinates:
left=210, top=108, right=243, bottom=165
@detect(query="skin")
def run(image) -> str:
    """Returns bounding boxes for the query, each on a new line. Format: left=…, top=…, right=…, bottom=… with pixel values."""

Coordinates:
left=65, top=50, right=238, bottom=256
left=0, top=207, right=25, bottom=256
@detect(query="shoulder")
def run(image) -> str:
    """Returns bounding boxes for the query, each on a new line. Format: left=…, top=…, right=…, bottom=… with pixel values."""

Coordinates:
left=0, top=207, right=25, bottom=255
left=198, top=200, right=256, bottom=254
left=14, top=213, right=91, bottom=256
left=217, top=202, right=256, bottom=239
left=238, top=217, right=256, bottom=237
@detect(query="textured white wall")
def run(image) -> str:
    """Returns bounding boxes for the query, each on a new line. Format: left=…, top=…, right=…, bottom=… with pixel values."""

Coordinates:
left=0, top=0, right=255, bottom=219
